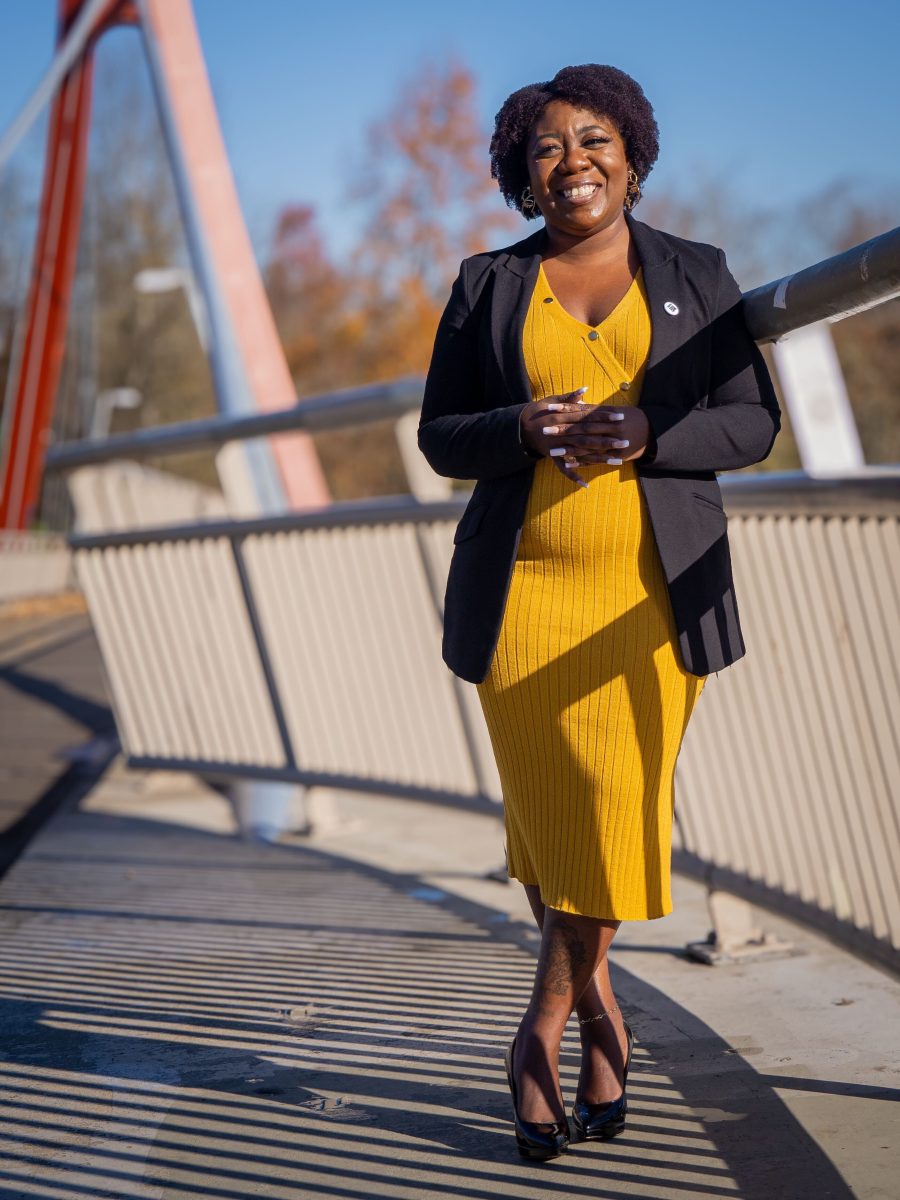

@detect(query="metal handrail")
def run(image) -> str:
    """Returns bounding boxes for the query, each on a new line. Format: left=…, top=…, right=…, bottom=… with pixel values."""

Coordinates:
left=715, top=468, right=900, bottom=515
left=63, top=470, right=900, bottom=552
left=63, top=472, right=900, bottom=552
left=41, top=225, right=900, bottom=474
left=44, top=378, right=425, bottom=473
left=744, top=225, right=900, bottom=341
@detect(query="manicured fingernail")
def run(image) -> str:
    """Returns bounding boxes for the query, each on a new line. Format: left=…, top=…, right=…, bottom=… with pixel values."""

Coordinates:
left=546, top=403, right=564, bottom=412
left=607, top=457, right=623, bottom=465
left=542, top=426, right=560, bottom=435
left=575, top=386, right=589, bottom=395
left=611, top=439, right=629, bottom=448
left=549, top=447, right=568, bottom=457
left=609, top=413, right=625, bottom=421
left=576, top=480, right=589, bottom=489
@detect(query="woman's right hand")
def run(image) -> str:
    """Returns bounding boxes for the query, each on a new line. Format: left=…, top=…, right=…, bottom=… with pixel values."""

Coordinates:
left=520, top=389, right=595, bottom=486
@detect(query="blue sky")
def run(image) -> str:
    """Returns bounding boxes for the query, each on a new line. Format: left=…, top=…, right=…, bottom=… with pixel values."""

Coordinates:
left=2, top=0, right=898, bottom=267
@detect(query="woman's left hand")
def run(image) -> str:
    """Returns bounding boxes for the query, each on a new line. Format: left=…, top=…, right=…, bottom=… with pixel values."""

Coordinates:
left=540, top=399, right=653, bottom=485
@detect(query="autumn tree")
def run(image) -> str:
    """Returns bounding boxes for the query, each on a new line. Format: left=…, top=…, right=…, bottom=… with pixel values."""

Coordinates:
left=346, top=57, right=518, bottom=383
left=641, top=176, right=900, bottom=469
left=807, top=182, right=900, bottom=466
left=357, top=57, right=517, bottom=296
left=266, top=205, right=348, bottom=395
left=267, top=60, right=518, bottom=498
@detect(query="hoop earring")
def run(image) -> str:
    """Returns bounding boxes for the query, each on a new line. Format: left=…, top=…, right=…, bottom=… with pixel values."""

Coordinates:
left=521, top=185, right=537, bottom=216
left=624, top=167, right=641, bottom=211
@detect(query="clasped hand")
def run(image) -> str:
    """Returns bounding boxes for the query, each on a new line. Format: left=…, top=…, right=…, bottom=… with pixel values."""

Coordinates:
left=520, top=388, right=652, bottom=488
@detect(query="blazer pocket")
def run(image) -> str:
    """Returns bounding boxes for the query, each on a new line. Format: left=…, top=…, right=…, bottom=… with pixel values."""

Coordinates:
left=691, top=490, right=726, bottom=515
left=453, top=499, right=488, bottom=544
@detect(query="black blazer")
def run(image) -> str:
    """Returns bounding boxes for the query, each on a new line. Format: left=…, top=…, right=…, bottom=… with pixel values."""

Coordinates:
left=417, top=210, right=781, bottom=684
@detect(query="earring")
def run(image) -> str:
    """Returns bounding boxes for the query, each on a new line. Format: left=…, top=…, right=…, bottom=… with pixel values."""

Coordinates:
left=521, top=185, right=537, bottom=216
left=624, top=167, right=641, bottom=211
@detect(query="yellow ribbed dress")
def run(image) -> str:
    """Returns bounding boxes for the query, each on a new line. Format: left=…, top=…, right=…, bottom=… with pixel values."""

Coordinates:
left=475, top=263, right=707, bottom=921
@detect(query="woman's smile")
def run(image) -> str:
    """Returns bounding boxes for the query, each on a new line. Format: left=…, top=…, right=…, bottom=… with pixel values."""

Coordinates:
left=557, top=181, right=604, bottom=204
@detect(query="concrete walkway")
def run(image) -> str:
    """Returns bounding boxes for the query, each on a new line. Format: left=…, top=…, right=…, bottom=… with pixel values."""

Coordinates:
left=1, top=606, right=898, bottom=1199
left=0, top=593, right=117, bottom=876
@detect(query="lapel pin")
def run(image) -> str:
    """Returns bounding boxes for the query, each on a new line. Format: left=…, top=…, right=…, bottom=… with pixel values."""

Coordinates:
left=664, top=301, right=679, bottom=315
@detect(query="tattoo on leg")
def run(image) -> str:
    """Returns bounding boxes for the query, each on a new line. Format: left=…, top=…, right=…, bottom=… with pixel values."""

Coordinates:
left=542, top=920, right=588, bottom=996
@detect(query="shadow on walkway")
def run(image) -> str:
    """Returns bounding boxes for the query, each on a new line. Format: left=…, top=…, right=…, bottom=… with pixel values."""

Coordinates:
left=0, top=803, right=866, bottom=1200
left=0, top=610, right=117, bottom=880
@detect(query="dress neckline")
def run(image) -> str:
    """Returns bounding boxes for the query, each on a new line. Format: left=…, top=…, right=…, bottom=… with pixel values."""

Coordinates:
left=537, top=263, right=644, bottom=331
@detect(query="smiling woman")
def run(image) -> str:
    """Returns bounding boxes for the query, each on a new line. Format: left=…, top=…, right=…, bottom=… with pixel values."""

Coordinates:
left=417, top=61, right=781, bottom=1165
left=526, top=102, right=642, bottom=329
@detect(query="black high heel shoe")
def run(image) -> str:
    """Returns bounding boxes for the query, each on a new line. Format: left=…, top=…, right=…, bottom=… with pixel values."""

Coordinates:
left=571, top=1017, right=635, bottom=1141
left=503, top=1034, right=570, bottom=1161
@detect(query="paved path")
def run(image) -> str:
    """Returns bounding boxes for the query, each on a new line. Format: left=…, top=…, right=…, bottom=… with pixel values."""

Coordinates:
left=0, top=594, right=117, bottom=876
left=0, top=606, right=898, bottom=1199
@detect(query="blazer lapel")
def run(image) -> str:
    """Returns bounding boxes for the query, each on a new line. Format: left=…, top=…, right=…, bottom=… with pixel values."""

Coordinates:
left=490, top=226, right=544, bottom=408
left=625, top=211, right=684, bottom=412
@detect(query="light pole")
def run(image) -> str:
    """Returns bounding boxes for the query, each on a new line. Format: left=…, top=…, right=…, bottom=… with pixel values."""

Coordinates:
left=90, top=387, right=142, bottom=440
left=133, top=266, right=208, bottom=352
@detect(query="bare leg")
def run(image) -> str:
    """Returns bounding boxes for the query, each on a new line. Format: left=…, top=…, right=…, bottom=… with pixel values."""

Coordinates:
left=512, top=887, right=620, bottom=1124
left=524, top=885, right=629, bottom=1108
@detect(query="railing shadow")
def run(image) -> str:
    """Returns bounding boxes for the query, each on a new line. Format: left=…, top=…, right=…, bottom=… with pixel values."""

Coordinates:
left=0, top=808, right=860, bottom=1199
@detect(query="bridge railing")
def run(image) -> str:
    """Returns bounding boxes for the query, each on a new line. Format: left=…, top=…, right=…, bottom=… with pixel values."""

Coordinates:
left=673, top=472, right=900, bottom=969
left=39, top=225, right=900, bottom=972
left=57, top=471, right=900, bottom=970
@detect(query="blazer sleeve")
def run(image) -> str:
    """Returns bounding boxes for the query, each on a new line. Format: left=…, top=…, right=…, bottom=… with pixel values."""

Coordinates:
left=636, top=248, right=782, bottom=472
left=417, top=259, right=541, bottom=481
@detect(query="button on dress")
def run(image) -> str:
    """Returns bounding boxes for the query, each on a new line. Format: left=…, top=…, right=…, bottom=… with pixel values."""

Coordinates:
left=475, top=263, right=707, bottom=921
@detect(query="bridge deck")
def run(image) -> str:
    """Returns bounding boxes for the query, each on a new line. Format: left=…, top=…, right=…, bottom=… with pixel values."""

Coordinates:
left=0, top=606, right=897, bottom=1199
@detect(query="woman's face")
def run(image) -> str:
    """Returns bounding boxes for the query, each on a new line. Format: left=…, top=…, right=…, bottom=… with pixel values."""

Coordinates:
left=526, top=99, right=630, bottom=237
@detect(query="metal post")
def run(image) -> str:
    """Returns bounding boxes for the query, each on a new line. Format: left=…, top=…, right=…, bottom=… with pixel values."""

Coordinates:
left=135, top=0, right=285, bottom=517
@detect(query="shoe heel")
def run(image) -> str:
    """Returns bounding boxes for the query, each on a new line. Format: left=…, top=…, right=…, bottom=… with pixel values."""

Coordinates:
left=571, top=1019, right=635, bottom=1142
left=504, top=1036, right=570, bottom=1161
left=597, top=1099, right=627, bottom=1140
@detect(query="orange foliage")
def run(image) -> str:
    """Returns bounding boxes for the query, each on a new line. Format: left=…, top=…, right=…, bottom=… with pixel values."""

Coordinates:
left=358, top=58, right=518, bottom=295
left=265, top=61, right=519, bottom=498
left=267, top=205, right=349, bottom=393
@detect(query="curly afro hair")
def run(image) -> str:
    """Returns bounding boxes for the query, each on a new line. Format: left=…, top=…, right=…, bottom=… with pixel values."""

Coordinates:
left=490, top=64, right=660, bottom=219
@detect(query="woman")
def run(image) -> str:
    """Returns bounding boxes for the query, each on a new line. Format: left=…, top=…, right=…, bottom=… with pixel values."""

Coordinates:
left=418, top=64, right=781, bottom=1160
